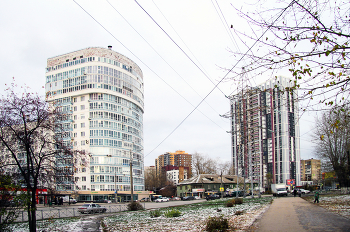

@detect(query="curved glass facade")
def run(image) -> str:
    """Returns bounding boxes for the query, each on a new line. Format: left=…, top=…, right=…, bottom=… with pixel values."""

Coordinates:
left=45, top=47, right=144, bottom=198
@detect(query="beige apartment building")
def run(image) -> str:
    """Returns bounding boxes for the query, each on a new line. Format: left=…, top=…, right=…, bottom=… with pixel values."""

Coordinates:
left=155, top=150, right=192, bottom=182
left=300, top=159, right=322, bottom=184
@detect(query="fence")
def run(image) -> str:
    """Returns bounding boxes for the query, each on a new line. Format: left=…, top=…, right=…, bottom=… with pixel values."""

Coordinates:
left=14, top=204, right=132, bottom=222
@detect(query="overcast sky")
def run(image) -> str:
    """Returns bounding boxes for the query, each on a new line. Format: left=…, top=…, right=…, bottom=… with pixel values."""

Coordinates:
left=0, top=0, right=316, bottom=166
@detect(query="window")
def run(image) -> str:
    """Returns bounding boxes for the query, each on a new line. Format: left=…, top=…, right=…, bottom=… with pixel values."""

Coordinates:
left=81, top=123, right=85, bottom=128
left=74, top=124, right=77, bottom=129
left=74, top=115, right=77, bottom=120
left=82, top=185, right=86, bottom=190
left=73, top=98, right=77, bottom=103
left=81, top=96, right=85, bottom=101
left=75, top=177, right=79, bottom=182
left=73, top=133, right=77, bottom=137
left=81, top=141, right=85, bottom=146
left=81, top=114, right=85, bottom=119
left=81, top=105, right=85, bottom=110
left=74, top=106, right=77, bottom=111
left=82, top=176, right=86, bottom=181
left=81, top=132, right=85, bottom=137
left=82, top=168, right=86, bottom=172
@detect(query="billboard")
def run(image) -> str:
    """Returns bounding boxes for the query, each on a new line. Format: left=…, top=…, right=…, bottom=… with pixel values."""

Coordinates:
left=286, top=179, right=295, bottom=186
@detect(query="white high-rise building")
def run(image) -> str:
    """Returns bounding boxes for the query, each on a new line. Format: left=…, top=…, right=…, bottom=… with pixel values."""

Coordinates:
left=230, top=76, right=300, bottom=188
left=45, top=46, right=144, bottom=202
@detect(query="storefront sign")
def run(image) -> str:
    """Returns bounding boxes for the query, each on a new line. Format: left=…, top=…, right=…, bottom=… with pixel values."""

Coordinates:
left=192, top=189, right=205, bottom=193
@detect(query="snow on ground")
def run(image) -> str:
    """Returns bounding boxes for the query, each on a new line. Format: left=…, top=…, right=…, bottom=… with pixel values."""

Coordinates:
left=306, top=194, right=350, bottom=219
left=8, top=216, right=101, bottom=232
left=102, top=198, right=272, bottom=231
left=8, top=195, right=349, bottom=231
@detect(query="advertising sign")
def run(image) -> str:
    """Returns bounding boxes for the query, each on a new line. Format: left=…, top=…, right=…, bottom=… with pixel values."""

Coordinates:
left=192, top=189, right=205, bottom=193
left=287, top=179, right=295, bottom=185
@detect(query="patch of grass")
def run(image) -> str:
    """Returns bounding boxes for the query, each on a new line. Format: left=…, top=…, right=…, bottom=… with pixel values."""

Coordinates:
left=164, top=209, right=181, bottom=217
left=149, top=209, right=161, bottom=218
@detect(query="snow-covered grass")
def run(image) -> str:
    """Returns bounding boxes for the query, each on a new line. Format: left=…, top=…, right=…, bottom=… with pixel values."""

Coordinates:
left=102, top=197, right=273, bottom=231
left=305, top=194, right=350, bottom=219
left=6, top=197, right=273, bottom=231
left=7, top=216, right=98, bottom=232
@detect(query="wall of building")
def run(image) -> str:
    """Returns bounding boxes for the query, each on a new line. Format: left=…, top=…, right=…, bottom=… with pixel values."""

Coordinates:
left=45, top=47, right=144, bottom=198
left=230, top=76, right=300, bottom=188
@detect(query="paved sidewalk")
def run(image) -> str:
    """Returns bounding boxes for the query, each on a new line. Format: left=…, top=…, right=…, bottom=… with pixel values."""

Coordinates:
left=250, top=197, right=350, bottom=232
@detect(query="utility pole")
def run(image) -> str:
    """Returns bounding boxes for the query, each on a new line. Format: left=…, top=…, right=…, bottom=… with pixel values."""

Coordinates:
left=114, top=169, right=117, bottom=203
left=220, top=171, right=223, bottom=199
left=130, top=146, right=133, bottom=203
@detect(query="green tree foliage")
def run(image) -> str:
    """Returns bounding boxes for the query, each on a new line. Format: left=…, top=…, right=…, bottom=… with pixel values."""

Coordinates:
left=312, top=105, right=350, bottom=187
left=0, top=174, right=27, bottom=231
left=230, top=0, right=350, bottom=111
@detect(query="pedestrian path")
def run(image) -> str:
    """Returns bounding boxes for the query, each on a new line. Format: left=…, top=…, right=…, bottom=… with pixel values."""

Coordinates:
left=250, top=197, right=350, bottom=232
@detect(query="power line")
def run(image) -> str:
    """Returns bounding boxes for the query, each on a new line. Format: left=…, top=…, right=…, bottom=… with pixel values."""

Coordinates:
left=105, top=0, right=227, bottom=129
left=134, top=0, right=228, bottom=97
left=145, top=0, right=297, bottom=157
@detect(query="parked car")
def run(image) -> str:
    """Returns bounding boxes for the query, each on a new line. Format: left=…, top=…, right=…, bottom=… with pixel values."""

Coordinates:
left=93, top=199, right=108, bottom=203
left=231, top=191, right=244, bottom=197
left=78, top=204, right=107, bottom=214
left=62, top=196, right=77, bottom=204
left=299, top=189, right=311, bottom=194
left=171, top=197, right=181, bottom=201
left=140, top=197, right=150, bottom=202
left=205, top=194, right=220, bottom=200
left=194, top=196, right=201, bottom=200
left=182, top=196, right=195, bottom=201
left=154, top=197, right=169, bottom=202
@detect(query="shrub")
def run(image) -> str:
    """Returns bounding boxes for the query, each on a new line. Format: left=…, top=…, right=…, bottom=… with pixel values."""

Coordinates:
left=226, top=199, right=235, bottom=207
left=235, top=210, right=244, bottom=215
left=164, top=209, right=181, bottom=217
left=226, top=198, right=243, bottom=207
left=205, top=215, right=229, bottom=232
left=127, top=201, right=144, bottom=211
left=234, top=198, right=243, bottom=204
left=150, top=209, right=161, bottom=218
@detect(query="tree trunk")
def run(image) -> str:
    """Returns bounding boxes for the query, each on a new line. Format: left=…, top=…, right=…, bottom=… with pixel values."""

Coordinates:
left=27, top=188, right=37, bottom=232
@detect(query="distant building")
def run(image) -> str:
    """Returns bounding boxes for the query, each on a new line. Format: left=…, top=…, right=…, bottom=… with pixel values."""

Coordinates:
left=155, top=150, right=192, bottom=181
left=164, top=165, right=189, bottom=184
left=177, top=174, right=248, bottom=198
left=230, top=76, right=301, bottom=188
left=300, top=159, right=322, bottom=184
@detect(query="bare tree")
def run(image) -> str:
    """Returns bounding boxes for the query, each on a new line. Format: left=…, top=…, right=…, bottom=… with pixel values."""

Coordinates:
left=0, top=83, right=85, bottom=232
left=312, top=105, right=350, bottom=187
left=144, top=167, right=158, bottom=191
left=218, top=161, right=233, bottom=175
left=229, top=0, right=350, bottom=111
left=192, top=152, right=232, bottom=175
left=192, top=153, right=216, bottom=175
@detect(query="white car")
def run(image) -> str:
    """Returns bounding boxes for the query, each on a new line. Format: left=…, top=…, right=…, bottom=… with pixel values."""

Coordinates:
left=78, top=204, right=107, bottom=214
left=299, top=189, right=310, bottom=194
left=154, top=197, right=169, bottom=202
